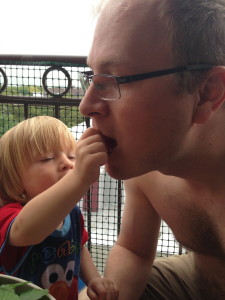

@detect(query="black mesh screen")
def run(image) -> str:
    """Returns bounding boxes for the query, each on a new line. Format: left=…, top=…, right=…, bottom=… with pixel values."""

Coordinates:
left=0, top=55, right=186, bottom=274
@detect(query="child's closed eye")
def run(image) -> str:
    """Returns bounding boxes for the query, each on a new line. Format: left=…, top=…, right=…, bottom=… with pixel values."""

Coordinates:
left=40, top=157, right=54, bottom=162
left=67, top=155, right=76, bottom=160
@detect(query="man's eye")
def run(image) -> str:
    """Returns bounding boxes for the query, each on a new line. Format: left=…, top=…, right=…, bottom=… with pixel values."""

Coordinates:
left=95, top=83, right=106, bottom=90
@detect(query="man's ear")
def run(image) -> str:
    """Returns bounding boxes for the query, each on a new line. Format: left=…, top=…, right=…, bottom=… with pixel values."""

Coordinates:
left=193, top=67, right=225, bottom=124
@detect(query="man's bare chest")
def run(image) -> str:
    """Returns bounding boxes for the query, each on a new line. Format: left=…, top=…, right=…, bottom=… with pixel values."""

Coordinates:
left=166, top=204, right=225, bottom=258
left=148, top=180, right=225, bottom=258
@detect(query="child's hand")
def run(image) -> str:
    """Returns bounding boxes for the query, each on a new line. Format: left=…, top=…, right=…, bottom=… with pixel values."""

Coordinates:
left=74, top=128, right=108, bottom=186
left=87, top=277, right=119, bottom=300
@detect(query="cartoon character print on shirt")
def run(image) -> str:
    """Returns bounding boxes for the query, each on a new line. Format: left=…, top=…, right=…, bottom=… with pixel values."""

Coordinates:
left=21, top=239, right=81, bottom=300
left=41, top=260, right=78, bottom=300
left=0, top=205, right=84, bottom=300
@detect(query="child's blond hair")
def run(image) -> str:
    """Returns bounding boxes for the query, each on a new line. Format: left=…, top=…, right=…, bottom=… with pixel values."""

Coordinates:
left=0, top=116, right=76, bottom=204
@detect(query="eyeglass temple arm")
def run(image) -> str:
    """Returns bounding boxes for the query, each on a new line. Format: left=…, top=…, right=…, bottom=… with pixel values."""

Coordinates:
left=117, top=64, right=214, bottom=84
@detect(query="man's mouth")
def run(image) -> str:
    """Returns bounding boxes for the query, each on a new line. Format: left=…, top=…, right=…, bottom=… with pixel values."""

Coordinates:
left=102, top=135, right=117, bottom=153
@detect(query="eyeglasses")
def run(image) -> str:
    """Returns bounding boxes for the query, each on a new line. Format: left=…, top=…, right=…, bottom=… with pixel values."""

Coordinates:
left=79, top=64, right=213, bottom=101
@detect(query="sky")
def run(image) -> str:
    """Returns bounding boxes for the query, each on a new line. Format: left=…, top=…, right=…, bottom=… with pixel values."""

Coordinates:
left=1, top=0, right=99, bottom=56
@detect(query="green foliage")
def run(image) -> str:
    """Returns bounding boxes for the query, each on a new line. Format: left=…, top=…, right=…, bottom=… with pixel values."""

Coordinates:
left=2, top=86, right=43, bottom=97
left=0, top=282, right=49, bottom=300
left=0, top=82, right=86, bottom=137
left=0, top=103, right=85, bottom=137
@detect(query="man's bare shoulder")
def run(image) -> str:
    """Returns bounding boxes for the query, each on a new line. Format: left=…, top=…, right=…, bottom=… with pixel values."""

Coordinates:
left=125, top=171, right=179, bottom=197
left=125, top=171, right=165, bottom=185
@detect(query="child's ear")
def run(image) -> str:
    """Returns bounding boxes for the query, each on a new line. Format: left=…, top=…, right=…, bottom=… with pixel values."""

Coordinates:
left=193, top=67, right=225, bottom=124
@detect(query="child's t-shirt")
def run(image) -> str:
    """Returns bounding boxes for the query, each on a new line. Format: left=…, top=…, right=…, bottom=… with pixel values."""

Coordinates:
left=0, top=202, right=88, bottom=300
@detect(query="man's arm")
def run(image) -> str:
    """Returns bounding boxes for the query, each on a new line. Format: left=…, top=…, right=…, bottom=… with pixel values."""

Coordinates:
left=104, top=174, right=161, bottom=299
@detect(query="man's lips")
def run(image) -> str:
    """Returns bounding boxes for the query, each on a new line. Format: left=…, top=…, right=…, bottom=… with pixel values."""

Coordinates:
left=102, top=135, right=117, bottom=153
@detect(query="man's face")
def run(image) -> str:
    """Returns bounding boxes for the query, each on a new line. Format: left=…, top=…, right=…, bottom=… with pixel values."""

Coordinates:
left=80, top=0, right=195, bottom=179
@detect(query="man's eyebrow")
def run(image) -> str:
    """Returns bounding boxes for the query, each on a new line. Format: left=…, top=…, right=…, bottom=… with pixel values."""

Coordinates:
left=86, top=56, right=126, bottom=71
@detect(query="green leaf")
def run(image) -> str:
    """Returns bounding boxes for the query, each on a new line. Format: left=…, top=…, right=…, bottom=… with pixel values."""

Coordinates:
left=0, top=282, right=50, bottom=300
left=19, top=288, right=49, bottom=300
left=1, top=282, right=29, bottom=294
left=0, top=288, right=20, bottom=300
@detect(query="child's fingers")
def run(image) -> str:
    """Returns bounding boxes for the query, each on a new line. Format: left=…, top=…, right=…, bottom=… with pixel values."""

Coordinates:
left=87, top=281, right=119, bottom=300
left=87, top=287, right=98, bottom=299
left=79, top=127, right=102, bottom=140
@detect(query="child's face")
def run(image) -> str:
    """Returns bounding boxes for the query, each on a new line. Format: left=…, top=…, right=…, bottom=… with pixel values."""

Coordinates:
left=21, top=147, right=75, bottom=200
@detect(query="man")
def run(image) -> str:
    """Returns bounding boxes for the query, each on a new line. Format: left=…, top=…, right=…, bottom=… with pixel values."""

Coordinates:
left=79, top=0, right=225, bottom=299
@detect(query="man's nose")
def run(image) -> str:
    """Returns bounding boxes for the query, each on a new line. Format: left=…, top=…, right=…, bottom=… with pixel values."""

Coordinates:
left=79, top=85, right=108, bottom=118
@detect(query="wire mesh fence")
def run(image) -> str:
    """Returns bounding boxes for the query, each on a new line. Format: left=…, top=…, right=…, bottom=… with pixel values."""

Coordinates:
left=0, top=55, right=186, bottom=274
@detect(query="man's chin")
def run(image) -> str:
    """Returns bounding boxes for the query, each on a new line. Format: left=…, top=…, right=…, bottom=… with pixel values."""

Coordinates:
left=105, top=162, right=134, bottom=180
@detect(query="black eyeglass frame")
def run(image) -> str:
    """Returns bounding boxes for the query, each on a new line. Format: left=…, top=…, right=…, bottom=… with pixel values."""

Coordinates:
left=79, top=64, right=213, bottom=100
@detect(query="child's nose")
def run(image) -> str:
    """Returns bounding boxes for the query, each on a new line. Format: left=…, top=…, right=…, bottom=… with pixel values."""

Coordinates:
left=60, top=155, right=74, bottom=170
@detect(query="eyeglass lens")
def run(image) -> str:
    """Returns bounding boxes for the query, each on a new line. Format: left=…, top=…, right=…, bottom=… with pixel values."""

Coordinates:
left=80, top=73, right=120, bottom=101
left=93, top=75, right=120, bottom=100
left=79, top=73, right=90, bottom=93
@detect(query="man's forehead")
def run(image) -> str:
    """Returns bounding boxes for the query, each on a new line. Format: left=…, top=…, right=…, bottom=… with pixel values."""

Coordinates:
left=94, top=0, right=165, bottom=46
left=100, top=0, right=154, bottom=10
left=88, top=0, right=172, bottom=72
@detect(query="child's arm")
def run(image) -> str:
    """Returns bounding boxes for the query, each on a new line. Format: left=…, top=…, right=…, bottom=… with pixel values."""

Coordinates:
left=79, top=246, right=118, bottom=300
left=8, top=128, right=107, bottom=247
